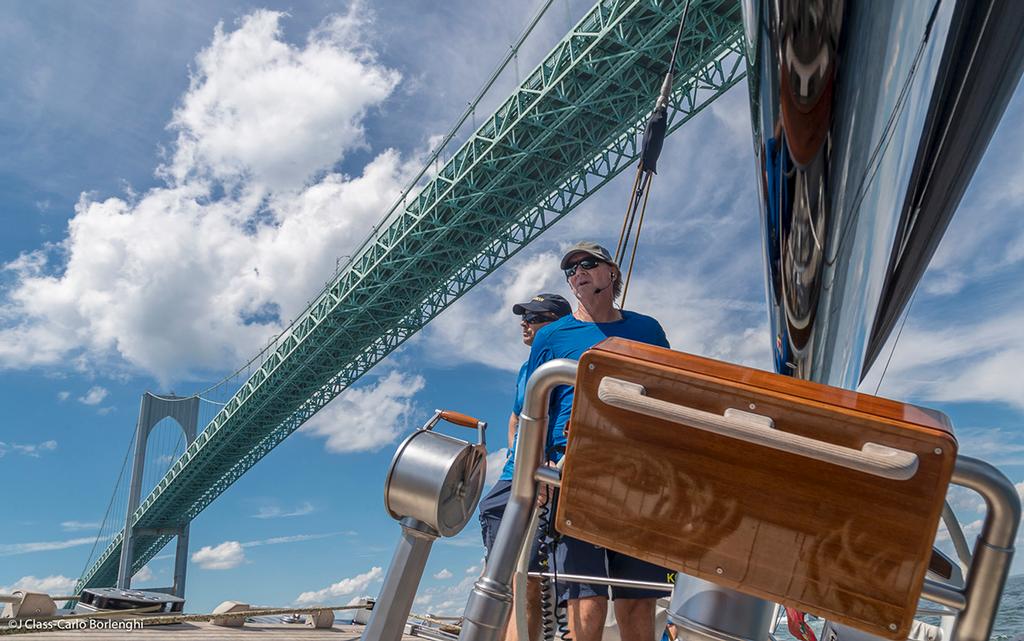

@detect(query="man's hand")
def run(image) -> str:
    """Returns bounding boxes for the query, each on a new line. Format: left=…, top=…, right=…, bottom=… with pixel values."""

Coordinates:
left=536, top=462, right=557, bottom=507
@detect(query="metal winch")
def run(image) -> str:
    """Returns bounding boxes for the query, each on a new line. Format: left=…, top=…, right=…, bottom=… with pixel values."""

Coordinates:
left=364, top=409, right=488, bottom=641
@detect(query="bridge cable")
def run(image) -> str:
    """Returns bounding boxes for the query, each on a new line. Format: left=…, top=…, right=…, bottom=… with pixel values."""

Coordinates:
left=75, top=430, right=135, bottom=586
left=180, top=0, right=561, bottom=419
left=614, top=0, right=692, bottom=306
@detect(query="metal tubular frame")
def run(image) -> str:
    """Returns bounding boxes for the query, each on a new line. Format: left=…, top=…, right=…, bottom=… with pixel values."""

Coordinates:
left=944, top=456, right=1021, bottom=641
left=460, top=360, right=578, bottom=641
left=455, top=358, right=1018, bottom=641
left=76, top=0, right=745, bottom=592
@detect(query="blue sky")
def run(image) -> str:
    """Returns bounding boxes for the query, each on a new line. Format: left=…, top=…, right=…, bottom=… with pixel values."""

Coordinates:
left=1, top=0, right=1022, bottom=617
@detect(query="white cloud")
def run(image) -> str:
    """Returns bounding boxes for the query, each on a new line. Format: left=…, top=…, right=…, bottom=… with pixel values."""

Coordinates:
left=191, top=541, right=245, bottom=570
left=191, top=532, right=337, bottom=570
left=954, top=427, right=1024, bottom=467
left=944, top=486, right=985, bottom=517
left=432, top=568, right=453, bottom=580
left=60, top=520, right=100, bottom=532
left=413, top=573, right=478, bottom=617
left=165, top=8, right=399, bottom=192
left=465, top=564, right=481, bottom=575
left=300, top=371, right=425, bottom=453
left=414, top=86, right=771, bottom=378
left=0, top=439, right=58, bottom=459
left=862, top=307, right=1024, bottom=411
left=485, top=448, right=508, bottom=490
left=0, top=575, right=76, bottom=596
left=0, top=536, right=95, bottom=557
left=0, top=9, right=415, bottom=385
left=78, top=385, right=108, bottom=405
left=57, top=391, right=70, bottom=402
left=421, top=247, right=770, bottom=377
left=295, top=566, right=383, bottom=605
left=241, top=532, right=335, bottom=547
left=425, top=251, right=566, bottom=373
left=253, top=501, right=315, bottom=519
left=133, top=565, right=155, bottom=583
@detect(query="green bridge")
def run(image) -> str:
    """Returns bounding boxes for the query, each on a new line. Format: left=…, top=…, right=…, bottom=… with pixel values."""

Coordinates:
left=75, top=0, right=745, bottom=593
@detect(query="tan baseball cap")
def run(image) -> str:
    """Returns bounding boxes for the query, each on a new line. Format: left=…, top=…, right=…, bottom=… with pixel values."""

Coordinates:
left=559, top=241, right=617, bottom=269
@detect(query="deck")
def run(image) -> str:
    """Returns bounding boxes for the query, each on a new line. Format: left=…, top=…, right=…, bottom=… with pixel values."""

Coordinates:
left=2, top=622, right=441, bottom=639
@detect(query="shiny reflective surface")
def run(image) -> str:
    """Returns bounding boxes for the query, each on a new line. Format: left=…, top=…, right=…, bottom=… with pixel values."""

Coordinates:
left=743, top=0, right=952, bottom=387
left=558, top=339, right=957, bottom=640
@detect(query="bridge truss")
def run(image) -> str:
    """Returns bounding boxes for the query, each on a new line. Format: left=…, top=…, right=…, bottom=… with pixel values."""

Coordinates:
left=76, top=0, right=745, bottom=592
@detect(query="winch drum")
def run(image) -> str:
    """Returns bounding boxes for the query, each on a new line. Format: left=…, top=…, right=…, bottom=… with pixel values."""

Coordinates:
left=669, top=576, right=773, bottom=641
left=385, top=427, right=486, bottom=537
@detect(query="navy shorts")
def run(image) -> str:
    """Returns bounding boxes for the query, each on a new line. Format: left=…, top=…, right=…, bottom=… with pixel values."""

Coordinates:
left=479, top=480, right=549, bottom=573
left=554, top=535, right=671, bottom=602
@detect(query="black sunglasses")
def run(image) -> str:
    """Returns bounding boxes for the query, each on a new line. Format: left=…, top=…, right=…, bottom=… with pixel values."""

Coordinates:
left=522, top=312, right=557, bottom=324
left=563, top=257, right=603, bottom=278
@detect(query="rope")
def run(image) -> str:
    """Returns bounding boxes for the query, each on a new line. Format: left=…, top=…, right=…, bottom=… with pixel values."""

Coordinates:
left=0, top=604, right=371, bottom=635
left=620, top=172, right=653, bottom=306
left=410, top=612, right=463, bottom=633
left=613, top=0, right=692, bottom=306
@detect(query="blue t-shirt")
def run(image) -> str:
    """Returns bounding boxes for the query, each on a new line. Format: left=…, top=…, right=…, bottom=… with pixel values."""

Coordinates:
left=512, top=361, right=529, bottom=416
left=499, top=310, right=669, bottom=481
left=501, top=362, right=530, bottom=475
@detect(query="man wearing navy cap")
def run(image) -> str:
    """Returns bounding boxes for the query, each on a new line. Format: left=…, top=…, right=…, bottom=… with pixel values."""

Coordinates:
left=479, top=292, right=571, bottom=641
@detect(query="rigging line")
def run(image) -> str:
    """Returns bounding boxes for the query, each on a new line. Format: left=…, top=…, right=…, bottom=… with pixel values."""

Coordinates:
left=620, top=172, right=654, bottom=307
left=615, top=0, right=691, bottom=292
left=76, top=430, right=136, bottom=584
left=618, top=171, right=652, bottom=290
left=616, top=170, right=648, bottom=265
left=615, top=166, right=644, bottom=263
left=667, top=0, right=693, bottom=74
left=873, top=290, right=917, bottom=396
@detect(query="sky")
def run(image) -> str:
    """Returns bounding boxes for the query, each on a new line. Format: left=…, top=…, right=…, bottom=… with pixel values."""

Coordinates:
left=0, top=0, right=1022, bottom=619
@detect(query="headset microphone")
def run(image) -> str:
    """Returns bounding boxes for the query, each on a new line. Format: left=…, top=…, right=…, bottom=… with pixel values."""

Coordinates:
left=593, top=272, right=614, bottom=295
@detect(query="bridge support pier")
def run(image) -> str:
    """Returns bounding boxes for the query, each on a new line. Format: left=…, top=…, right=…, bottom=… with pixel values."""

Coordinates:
left=116, top=393, right=199, bottom=598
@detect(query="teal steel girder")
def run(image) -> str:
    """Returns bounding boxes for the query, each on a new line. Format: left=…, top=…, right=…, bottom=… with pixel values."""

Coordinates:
left=75, top=0, right=744, bottom=592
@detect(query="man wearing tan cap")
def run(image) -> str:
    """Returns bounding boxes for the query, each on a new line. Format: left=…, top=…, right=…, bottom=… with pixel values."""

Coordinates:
left=522, top=241, right=670, bottom=641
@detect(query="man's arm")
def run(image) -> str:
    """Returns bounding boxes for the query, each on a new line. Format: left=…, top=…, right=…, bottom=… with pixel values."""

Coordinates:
left=507, top=412, right=518, bottom=450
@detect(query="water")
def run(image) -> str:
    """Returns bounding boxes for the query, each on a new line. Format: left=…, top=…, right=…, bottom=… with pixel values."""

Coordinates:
left=993, top=575, right=1024, bottom=640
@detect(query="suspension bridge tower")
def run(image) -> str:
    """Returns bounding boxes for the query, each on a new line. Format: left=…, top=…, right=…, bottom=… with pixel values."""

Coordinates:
left=115, top=393, right=199, bottom=598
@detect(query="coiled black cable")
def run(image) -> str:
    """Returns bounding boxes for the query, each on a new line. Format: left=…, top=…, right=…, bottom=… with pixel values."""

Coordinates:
left=536, top=498, right=558, bottom=641
left=537, top=487, right=572, bottom=641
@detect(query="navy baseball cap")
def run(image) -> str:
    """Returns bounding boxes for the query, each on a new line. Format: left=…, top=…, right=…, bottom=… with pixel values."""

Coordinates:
left=512, top=293, right=572, bottom=317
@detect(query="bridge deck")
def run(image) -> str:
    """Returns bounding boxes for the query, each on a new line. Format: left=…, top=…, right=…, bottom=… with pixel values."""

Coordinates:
left=74, top=0, right=746, bottom=593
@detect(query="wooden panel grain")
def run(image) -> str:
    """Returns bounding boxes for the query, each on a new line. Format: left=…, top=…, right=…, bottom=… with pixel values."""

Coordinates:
left=556, top=338, right=956, bottom=640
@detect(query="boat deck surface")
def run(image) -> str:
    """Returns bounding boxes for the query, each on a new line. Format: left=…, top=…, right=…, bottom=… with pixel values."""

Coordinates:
left=7, top=623, right=416, bottom=639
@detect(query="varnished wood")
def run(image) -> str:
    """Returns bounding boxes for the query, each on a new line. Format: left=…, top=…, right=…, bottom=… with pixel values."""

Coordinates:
left=556, top=338, right=956, bottom=640
left=439, top=410, right=481, bottom=428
